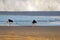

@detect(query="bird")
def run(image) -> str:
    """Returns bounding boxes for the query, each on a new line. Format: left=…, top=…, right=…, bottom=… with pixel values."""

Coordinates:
left=7, top=19, right=13, bottom=26
left=32, top=20, right=37, bottom=24
left=8, top=19, right=13, bottom=23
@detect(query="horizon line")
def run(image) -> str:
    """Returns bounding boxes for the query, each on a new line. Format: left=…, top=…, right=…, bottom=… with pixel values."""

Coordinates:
left=0, top=11, right=60, bottom=16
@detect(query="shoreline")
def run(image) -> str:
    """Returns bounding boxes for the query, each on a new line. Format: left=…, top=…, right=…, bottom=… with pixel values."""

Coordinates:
left=0, top=25, right=60, bottom=27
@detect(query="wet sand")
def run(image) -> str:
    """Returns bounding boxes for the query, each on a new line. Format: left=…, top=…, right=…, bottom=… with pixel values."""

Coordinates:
left=0, top=26, right=60, bottom=40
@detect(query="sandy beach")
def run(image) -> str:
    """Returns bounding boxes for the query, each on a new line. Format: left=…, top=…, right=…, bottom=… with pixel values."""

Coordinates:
left=0, top=26, right=60, bottom=40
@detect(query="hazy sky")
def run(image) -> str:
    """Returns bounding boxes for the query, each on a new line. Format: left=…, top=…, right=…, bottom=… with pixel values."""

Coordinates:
left=0, top=0, right=60, bottom=11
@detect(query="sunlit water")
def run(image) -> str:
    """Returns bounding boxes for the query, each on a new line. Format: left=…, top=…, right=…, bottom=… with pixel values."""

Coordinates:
left=0, top=15, right=60, bottom=26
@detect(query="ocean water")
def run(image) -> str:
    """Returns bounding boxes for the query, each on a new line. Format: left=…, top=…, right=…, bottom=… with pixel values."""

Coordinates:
left=0, top=15, right=60, bottom=26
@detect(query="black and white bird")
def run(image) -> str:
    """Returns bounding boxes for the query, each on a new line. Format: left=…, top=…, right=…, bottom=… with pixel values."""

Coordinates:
left=32, top=20, right=37, bottom=24
left=8, top=19, right=13, bottom=23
